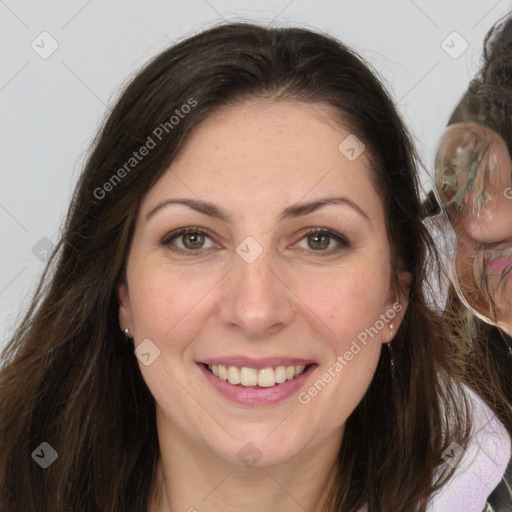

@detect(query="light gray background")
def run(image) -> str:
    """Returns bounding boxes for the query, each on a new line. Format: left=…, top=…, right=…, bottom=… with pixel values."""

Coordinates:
left=1, top=0, right=511, bottom=350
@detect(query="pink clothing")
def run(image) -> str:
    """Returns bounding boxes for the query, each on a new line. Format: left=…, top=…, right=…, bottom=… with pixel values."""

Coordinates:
left=356, top=385, right=510, bottom=512
left=427, top=385, right=511, bottom=511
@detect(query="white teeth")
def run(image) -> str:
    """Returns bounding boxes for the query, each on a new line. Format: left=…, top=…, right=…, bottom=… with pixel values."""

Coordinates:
left=218, top=365, right=228, bottom=381
left=227, top=366, right=241, bottom=385
left=207, top=363, right=307, bottom=387
left=257, top=368, right=276, bottom=387
left=240, top=367, right=258, bottom=386
left=275, top=366, right=287, bottom=383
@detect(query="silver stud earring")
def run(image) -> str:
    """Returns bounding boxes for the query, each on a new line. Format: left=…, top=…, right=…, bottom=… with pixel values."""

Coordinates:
left=389, top=323, right=394, bottom=331
left=124, top=327, right=132, bottom=340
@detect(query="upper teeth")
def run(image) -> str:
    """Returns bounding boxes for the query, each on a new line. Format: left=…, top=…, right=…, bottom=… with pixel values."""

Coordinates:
left=207, top=364, right=307, bottom=387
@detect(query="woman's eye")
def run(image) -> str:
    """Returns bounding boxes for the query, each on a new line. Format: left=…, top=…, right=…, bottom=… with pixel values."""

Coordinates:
left=295, top=229, right=350, bottom=254
left=161, top=228, right=218, bottom=253
left=161, top=227, right=349, bottom=256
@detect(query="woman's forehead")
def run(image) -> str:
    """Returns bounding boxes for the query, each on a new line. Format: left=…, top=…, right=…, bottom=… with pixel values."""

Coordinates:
left=140, top=100, right=381, bottom=219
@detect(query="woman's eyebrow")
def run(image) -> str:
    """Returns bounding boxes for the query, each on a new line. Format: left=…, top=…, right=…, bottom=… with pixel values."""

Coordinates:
left=279, top=196, right=369, bottom=222
left=146, top=196, right=369, bottom=222
left=146, top=198, right=232, bottom=222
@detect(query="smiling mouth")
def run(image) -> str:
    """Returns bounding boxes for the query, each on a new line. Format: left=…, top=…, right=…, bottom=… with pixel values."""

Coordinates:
left=204, top=363, right=312, bottom=388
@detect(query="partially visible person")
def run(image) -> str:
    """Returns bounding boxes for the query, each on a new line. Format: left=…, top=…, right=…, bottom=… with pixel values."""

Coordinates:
left=431, top=13, right=512, bottom=511
left=436, top=121, right=512, bottom=335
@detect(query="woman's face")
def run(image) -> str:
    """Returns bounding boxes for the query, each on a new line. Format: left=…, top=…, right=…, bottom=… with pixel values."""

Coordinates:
left=436, top=122, right=512, bottom=332
left=118, top=100, right=408, bottom=468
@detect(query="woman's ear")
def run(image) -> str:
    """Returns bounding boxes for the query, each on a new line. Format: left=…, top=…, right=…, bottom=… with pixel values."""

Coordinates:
left=117, top=282, right=133, bottom=333
left=381, top=271, right=411, bottom=344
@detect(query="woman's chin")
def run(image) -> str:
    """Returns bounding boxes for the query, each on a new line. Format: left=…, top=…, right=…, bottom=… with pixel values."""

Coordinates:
left=202, top=420, right=331, bottom=469
left=211, top=437, right=305, bottom=469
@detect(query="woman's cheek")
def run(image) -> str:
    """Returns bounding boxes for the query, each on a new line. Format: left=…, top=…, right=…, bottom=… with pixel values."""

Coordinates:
left=129, top=263, right=215, bottom=340
left=306, top=272, right=389, bottom=342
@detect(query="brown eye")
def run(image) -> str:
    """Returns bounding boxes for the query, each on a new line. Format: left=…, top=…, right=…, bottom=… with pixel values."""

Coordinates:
left=181, top=232, right=205, bottom=250
left=295, top=229, right=350, bottom=254
left=307, top=233, right=331, bottom=250
left=161, top=228, right=218, bottom=254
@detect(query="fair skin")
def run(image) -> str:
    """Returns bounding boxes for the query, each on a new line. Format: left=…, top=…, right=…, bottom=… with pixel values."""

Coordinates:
left=118, top=100, right=409, bottom=512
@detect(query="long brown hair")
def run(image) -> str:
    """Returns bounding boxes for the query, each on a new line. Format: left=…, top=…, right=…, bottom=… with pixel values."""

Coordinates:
left=0, top=22, right=473, bottom=511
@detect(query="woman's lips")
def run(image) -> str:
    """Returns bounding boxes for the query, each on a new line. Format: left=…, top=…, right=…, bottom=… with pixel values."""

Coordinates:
left=197, top=362, right=317, bottom=406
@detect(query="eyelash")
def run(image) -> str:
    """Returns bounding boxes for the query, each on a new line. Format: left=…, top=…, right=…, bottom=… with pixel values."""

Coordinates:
left=160, top=226, right=350, bottom=256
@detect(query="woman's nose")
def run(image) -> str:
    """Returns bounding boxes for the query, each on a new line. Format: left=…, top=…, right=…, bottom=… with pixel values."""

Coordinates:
left=218, top=246, right=295, bottom=340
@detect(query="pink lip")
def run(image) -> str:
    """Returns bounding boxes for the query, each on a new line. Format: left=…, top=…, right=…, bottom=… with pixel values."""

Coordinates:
left=197, top=362, right=317, bottom=406
left=487, top=258, right=512, bottom=276
left=198, top=356, right=316, bottom=370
